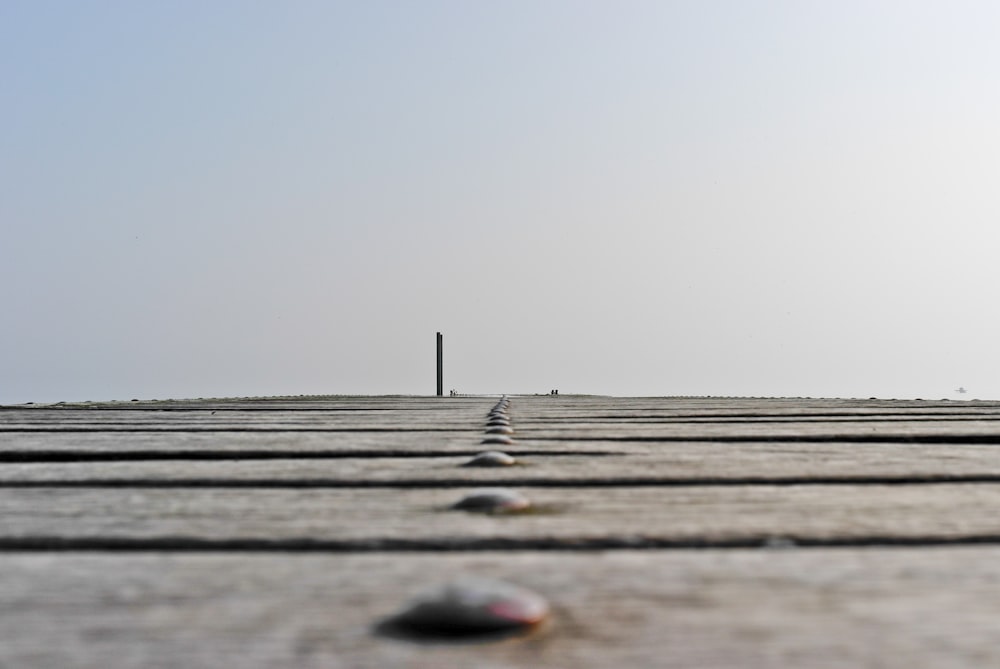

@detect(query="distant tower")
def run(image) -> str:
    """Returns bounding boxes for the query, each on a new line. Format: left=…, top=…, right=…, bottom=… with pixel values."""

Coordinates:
left=436, top=332, right=443, bottom=397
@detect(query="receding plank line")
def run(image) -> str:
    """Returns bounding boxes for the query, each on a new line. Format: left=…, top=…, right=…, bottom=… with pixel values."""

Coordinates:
left=12, top=431, right=996, bottom=441
left=0, top=450, right=614, bottom=463
left=535, top=434, right=1000, bottom=444
left=0, top=401, right=491, bottom=411
left=529, top=411, right=1000, bottom=420
left=537, top=416, right=1000, bottom=424
left=0, top=427, right=473, bottom=433
left=7, top=534, right=1000, bottom=552
left=4, top=474, right=1000, bottom=488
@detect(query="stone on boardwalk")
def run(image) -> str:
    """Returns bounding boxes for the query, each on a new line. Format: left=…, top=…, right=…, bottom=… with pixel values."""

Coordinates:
left=463, top=451, right=518, bottom=467
left=451, top=487, right=531, bottom=513
left=5, top=394, right=1000, bottom=667
left=382, top=576, right=549, bottom=638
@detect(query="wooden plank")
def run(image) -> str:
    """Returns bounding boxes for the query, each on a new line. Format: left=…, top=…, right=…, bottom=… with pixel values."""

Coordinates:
left=7, top=412, right=1000, bottom=458
left=4, top=484, right=1000, bottom=545
left=0, top=396, right=492, bottom=426
left=5, top=442, right=1000, bottom=481
left=6, top=398, right=1000, bottom=442
left=5, top=429, right=1000, bottom=464
left=3, top=548, right=1000, bottom=668
left=7, top=410, right=1000, bottom=430
left=0, top=395, right=495, bottom=411
left=518, top=421, right=1000, bottom=440
left=0, top=408, right=492, bottom=430
left=0, top=431, right=497, bottom=454
left=508, top=399, right=1000, bottom=423
left=5, top=393, right=1000, bottom=668
left=6, top=396, right=998, bottom=428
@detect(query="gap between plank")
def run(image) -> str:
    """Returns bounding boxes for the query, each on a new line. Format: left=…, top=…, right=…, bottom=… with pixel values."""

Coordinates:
left=4, top=474, right=1000, bottom=488
left=0, top=450, right=615, bottom=463
left=533, top=435, right=1000, bottom=444
left=5, top=534, right=1000, bottom=552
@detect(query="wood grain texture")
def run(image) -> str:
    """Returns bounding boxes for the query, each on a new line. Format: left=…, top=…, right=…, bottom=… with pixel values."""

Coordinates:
left=4, top=443, right=1000, bottom=481
left=3, top=548, right=1000, bottom=668
left=0, top=430, right=493, bottom=455
left=3, top=484, right=1000, bottom=544
left=0, top=435, right=1000, bottom=486
left=5, top=395, right=1000, bottom=667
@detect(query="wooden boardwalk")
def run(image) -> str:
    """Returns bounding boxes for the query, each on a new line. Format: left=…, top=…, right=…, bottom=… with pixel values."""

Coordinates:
left=4, top=394, right=1000, bottom=667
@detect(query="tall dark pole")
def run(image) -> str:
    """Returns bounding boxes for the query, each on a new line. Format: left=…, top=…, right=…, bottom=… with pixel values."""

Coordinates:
left=436, top=332, right=443, bottom=397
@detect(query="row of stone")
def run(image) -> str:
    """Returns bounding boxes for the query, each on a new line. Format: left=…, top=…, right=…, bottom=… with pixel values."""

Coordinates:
left=456, top=396, right=529, bottom=510
left=465, top=395, right=518, bottom=467
left=383, top=397, right=548, bottom=639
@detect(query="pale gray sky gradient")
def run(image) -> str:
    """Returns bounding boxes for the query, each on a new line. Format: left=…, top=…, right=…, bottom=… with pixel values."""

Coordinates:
left=3, top=1, right=999, bottom=403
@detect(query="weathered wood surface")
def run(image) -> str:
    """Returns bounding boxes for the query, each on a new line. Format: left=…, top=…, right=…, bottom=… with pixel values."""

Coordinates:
left=4, top=484, right=1000, bottom=545
left=5, top=443, right=1000, bottom=481
left=4, top=394, right=1000, bottom=667
left=0, top=430, right=493, bottom=455
left=4, top=549, right=1000, bottom=668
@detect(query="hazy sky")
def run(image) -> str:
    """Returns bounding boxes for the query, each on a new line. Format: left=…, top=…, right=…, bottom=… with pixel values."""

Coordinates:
left=3, top=1, right=999, bottom=403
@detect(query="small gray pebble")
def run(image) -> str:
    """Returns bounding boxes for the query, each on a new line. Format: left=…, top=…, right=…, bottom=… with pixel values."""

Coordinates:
left=388, top=577, right=549, bottom=635
left=452, top=487, right=530, bottom=512
left=464, top=451, right=517, bottom=467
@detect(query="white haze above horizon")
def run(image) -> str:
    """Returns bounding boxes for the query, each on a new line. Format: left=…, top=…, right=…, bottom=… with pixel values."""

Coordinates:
left=3, top=1, right=1000, bottom=404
